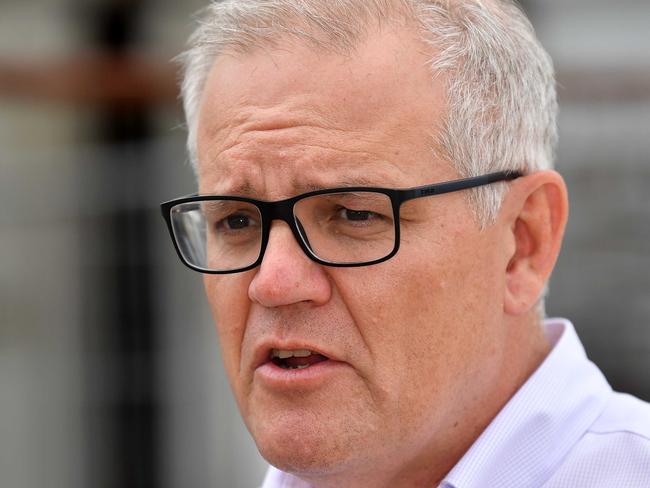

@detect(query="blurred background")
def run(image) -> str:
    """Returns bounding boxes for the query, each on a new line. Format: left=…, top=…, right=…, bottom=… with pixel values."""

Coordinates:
left=0, top=0, right=648, bottom=487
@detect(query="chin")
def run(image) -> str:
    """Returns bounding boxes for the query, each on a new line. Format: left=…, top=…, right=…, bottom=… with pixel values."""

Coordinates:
left=248, top=406, right=366, bottom=477
left=255, top=426, right=349, bottom=476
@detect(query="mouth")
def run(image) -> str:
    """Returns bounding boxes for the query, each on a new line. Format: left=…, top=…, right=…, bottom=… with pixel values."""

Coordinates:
left=254, top=344, right=346, bottom=389
left=269, top=349, right=329, bottom=370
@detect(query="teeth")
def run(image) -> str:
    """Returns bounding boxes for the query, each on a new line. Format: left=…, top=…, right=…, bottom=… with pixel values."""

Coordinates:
left=272, top=349, right=313, bottom=359
left=293, top=349, right=312, bottom=358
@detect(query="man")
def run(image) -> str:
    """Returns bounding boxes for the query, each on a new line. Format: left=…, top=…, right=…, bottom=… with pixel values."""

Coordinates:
left=161, top=0, right=650, bottom=486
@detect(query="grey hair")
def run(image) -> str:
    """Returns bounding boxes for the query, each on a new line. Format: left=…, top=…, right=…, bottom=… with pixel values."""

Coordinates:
left=179, top=0, right=557, bottom=226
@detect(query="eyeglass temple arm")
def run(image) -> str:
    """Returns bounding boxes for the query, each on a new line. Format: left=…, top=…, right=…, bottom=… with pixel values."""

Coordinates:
left=399, top=170, right=522, bottom=203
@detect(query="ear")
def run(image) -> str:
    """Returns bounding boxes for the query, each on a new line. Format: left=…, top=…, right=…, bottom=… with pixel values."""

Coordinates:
left=501, top=170, right=569, bottom=316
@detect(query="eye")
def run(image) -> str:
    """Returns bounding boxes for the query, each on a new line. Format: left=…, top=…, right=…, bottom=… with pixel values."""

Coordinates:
left=215, top=212, right=259, bottom=233
left=224, top=214, right=250, bottom=230
left=341, top=208, right=375, bottom=222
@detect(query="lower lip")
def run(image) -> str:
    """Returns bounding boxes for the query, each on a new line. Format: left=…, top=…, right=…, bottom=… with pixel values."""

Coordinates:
left=255, top=359, right=348, bottom=390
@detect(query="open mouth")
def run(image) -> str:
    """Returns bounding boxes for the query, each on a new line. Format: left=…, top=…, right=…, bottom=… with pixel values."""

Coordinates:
left=270, top=349, right=329, bottom=370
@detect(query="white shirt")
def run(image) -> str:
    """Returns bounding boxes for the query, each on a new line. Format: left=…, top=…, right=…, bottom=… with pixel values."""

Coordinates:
left=261, top=319, right=650, bottom=487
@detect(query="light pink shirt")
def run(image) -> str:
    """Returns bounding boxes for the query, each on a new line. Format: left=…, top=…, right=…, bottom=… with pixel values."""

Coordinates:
left=261, top=319, right=650, bottom=487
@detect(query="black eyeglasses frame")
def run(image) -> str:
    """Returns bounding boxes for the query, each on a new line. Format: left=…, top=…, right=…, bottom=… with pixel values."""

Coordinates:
left=160, top=170, right=522, bottom=274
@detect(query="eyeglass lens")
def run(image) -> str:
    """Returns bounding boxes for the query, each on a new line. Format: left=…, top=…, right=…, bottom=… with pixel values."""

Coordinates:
left=169, top=191, right=396, bottom=272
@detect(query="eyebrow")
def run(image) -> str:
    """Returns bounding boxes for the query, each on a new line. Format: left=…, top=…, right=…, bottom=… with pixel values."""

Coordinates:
left=209, top=174, right=397, bottom=197
left=205, top=180, right=256, bottom=196
left=293, top=173, right=403, bottom=193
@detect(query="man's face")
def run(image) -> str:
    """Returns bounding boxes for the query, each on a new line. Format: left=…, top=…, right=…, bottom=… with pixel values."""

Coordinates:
left=197, top=27, right=511, bottom=479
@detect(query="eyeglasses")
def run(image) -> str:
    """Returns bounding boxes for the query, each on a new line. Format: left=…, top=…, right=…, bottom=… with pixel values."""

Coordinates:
left=160, top=170, right=521, bottom=274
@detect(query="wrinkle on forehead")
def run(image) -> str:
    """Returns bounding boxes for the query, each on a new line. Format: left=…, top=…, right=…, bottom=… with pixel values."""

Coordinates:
left=199, top=150, right=411, bottom=198
left=198, top=86, right=411, bottom=168
left=198, top=111, right=416, bottom=197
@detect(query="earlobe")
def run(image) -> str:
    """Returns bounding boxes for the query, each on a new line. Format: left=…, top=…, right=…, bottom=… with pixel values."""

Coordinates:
left=503, top=171, right=569, bottom=316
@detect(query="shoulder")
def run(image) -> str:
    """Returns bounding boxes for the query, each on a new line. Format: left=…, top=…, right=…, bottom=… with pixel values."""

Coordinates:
left=544, top=392, right=650, bottom=487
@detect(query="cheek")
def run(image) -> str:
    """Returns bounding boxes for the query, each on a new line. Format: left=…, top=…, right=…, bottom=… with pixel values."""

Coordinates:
left=203, top=274, right=252, bottom=386
left=328, top=265, right=454, bottom=449
left=330, top=225, right=503, bottom=431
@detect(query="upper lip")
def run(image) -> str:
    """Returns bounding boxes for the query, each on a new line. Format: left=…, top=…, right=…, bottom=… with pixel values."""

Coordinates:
left=251, top=341, right=337, bottom=370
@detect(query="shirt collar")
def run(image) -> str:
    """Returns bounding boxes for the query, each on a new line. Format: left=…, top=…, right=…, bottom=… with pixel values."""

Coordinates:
left=441, top=318, right=612, bottom=488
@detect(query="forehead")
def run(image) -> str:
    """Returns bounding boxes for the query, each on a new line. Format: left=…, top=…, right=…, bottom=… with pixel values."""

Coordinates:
left=196, top=26, right=451, bottom=196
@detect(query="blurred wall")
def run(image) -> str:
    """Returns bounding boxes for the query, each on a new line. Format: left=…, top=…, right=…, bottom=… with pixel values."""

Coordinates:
left=0, top=0, right=267, bottom=487
left=1, top=1, right=648, bottom=488
left=534, top=0, right=650, bottom=399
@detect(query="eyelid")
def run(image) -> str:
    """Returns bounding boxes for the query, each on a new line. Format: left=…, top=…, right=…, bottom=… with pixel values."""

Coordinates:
left=202, top=203, right=261, bottom=224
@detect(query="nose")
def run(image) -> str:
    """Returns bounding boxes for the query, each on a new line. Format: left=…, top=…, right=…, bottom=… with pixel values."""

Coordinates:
left=248, top=221, right=332, bottom=307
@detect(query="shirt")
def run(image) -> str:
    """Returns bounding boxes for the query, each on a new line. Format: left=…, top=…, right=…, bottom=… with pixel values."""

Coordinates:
left=260, top=318, right=650, bottom=487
